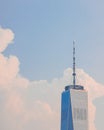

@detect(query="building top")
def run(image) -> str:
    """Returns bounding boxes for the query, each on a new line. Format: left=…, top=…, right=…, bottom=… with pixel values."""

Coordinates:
left=65, top=85, right=84, bottom=91
left=64, top=42, right=85, bottom=91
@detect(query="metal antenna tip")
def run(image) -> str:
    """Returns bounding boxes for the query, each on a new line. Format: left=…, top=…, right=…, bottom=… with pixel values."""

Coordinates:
left=73, top=41, right=76, bottom=89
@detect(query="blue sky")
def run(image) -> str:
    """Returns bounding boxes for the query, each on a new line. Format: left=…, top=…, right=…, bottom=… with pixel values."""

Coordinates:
left=1, top=0, right=104, bottom=83
left=0, top=0, right=104, bottom=130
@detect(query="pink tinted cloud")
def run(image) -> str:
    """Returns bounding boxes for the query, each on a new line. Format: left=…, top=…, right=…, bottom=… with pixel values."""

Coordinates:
left=0, top=27, right=14, bottom=52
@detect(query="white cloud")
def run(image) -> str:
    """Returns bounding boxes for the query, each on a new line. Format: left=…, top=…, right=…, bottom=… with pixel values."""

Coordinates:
left=0, top=27, right=14, bottom=52
left=0, top=26, right=104, bottom=130
left=0, top=54, right=19, bottom=88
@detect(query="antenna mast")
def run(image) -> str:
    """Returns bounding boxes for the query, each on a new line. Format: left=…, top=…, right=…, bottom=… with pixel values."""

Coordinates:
left=73, top=41, right=76, bottom=89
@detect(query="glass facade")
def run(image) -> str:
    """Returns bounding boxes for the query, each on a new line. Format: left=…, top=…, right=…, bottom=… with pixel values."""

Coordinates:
left=61, top=85, right=88, bottom=130
left=61, top=90, right=73, bottom=130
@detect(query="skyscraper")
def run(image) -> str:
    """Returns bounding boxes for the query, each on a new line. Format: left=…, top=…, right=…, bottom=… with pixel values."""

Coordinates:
left=60, top=42, right=88, bottom=130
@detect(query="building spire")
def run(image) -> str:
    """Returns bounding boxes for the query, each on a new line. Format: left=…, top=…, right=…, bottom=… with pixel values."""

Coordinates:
left=73, top=41, right=76, bottom=89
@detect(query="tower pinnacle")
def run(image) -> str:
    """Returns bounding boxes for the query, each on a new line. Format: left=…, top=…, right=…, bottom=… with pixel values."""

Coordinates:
left=73, top=41, right=76, bottom=89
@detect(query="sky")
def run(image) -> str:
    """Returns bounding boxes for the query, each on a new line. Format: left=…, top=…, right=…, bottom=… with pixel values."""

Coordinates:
left=0, top=0, right=104, bottom=130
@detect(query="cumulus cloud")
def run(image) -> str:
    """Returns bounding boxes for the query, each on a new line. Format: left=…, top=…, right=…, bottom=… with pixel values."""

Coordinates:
left=0, top=26, right=104, bottom=130
left=0, top=27, right=14, bottom=52
left=0, top=54, right=19, bottom=87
